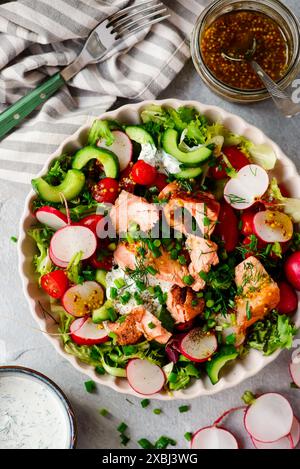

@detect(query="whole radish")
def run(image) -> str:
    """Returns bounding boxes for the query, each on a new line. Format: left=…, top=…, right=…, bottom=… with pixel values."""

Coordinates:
left=277, top=281, right=298, bottom=315
left=284, top=252, right=300, bottom=290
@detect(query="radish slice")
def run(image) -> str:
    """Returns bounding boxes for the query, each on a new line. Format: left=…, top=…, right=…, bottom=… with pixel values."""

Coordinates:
left=36, top=206, right=68, bottom=231
left=244, top=393, right=294, bottom=443
left=126, top=359, right=165, bottom=395
left=251, top=416, right=300, bottom=449
left=98, top=130, right=132, bottom=171
left=62, top=281, right=104, bottom=317
left=50, top=225, right=97, bottom=264
left=224, top=164, right=269, bottom=210
left=254, top=210, right=293, bottom=243
left=70, top=317, right=109, bottom=345
left=49, top=246, right=69, bottom=268
left=191, top=426, right=238, bottom=449
left=290, top=361, right=300, bottom=388
left=180, top=328, right=217, bottom=363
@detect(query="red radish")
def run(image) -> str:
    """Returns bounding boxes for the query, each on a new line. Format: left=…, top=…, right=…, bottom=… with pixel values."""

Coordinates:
left=253, top=210, right=293, bottom=243
left=50, top=225, right=97, bottom=265
left=98, top=130, right=132, bottom=172
left=41, top=270, right=68, bottom=299
left=36, top=206, right=68, bottom=231
left=224, top=165, right=269, bottom=210
left=277, top=281, right=298, bottom=315
left=62, top=281, right=104, bottom=317
left=126, top=359, right=165, bottom=395
left=251, top=416, right=300, bottom=449
left=240, top=211, right=255, bottom=236
left=290, top=361, right=300, bottom=388
left=70, top=317, right=109, bottom=345
left=49, top=246, right=69, bottom=268
left=284, top=252, right=300, bottom=290
left=191, top=426, right=238, bottom=449
left=180, top=328, right=217, bottom=363
left=79, top=214, right=104, bottom=236
left=244, top=393, right=294, bottom=443
left=215, top=202, right=239, bottom=252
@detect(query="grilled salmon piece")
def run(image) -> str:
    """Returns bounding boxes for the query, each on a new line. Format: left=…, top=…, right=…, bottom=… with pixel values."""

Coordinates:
left=158, top=182, right=220, bottom=237
left=109, top=307, right=171, bottom=345
left=108, top=308, right=144, bottom=345
left=110, top=190, right=159, bottom=234
left=113, top=241, right=189, bottom=287
left=186, top=235, right=219, bottom=291
left=166, top=285, right=205, bottom=323
left=234, top=256, right=280, bottom=335
left=139, top=310, right=172, bottom=344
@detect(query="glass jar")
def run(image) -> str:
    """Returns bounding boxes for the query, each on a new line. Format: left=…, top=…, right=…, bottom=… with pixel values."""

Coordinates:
left=191, top=0, right=300, bottom=102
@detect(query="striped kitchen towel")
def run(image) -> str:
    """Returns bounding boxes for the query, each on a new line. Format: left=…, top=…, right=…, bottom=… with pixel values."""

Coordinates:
left=0, top=0, right=208, bottom=184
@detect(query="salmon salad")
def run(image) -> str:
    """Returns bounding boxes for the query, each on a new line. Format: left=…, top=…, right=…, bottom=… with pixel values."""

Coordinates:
left=28, top=104, right=300, bottom=394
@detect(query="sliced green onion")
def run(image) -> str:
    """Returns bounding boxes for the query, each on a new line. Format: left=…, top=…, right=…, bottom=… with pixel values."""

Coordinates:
left=179, top=405, right=190, bottom=413
left=84, top=380, right=96, bottom=393
left=141, top=399, right=150, bottom=408
left=114, top=278, right=126, bottom=289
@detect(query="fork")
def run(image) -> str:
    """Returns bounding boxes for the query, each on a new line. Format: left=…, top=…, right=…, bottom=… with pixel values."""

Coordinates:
left=0, top=1, right=169, bottom=140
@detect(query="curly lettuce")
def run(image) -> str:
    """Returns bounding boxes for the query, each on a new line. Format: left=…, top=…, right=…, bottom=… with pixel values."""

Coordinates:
left=28, top=226, right=54, bottom=279
left=268, top=178, right=300, bottom=223
left=88, top=119, right=119, bottom=146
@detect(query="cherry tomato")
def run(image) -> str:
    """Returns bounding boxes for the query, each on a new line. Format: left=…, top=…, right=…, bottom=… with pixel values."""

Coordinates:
left=89, top=249, right=113, bottom=271
left=240, top=211, right=255, bottom=236
left=131, top=160, right=158, bottom=186
left=150, top=173, right=168, bottom=192
left=242, top=235, right=267, bottom=258
left=277, top=280, right=298, bottom=315
left=79, top=214, right=104, bottom=236
left=41, top=270, right=68, bottom=299
left=215, top=202, right=239, bottom=252
left=91, top=178, right=119, bottom=204
left=210, top=146, right=249, bottom=180
left=119, top=162, right=136, bottom=193
left=284, top=251, right=300, bottom=290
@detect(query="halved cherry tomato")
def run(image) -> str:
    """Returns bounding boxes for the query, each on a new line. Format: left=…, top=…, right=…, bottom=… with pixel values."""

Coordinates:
left=41, top=270, right=68, bottom=299
left=89, top=249, right=113, bottom=271
left=215, top=201, right=239, bottom=252
left=119, top=162, right=136, bottom=193
left=150, top=173, right=168, bottom=192
left=210, top=146, right=249, bottom=180
left=240, top=211, right=255, bottom=236
left=79, top=214, right=104, bottom=236
left=131, top=160, right=158, bottom=186
left=91, top=178, right=119, bottom=204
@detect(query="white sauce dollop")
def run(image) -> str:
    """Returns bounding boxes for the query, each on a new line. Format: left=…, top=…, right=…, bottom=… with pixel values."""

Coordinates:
left=0, top=375, right=71, bottom=449
left=138, top=143, right=181, bottom=175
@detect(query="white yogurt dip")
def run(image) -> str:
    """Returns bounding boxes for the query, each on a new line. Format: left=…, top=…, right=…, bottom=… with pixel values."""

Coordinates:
left=0, top=373, right=72, bottom=449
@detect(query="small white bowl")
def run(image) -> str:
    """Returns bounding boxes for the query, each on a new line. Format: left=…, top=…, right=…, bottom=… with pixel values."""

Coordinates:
left=18, top=99, right=300, bottom=400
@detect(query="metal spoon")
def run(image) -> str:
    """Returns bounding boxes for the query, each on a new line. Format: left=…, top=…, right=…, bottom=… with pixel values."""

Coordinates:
left=222, top=38, right=300, bottom=118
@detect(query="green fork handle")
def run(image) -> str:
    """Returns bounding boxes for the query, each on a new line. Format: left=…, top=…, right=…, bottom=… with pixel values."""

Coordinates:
left=0, top=72, right=65, bottom=140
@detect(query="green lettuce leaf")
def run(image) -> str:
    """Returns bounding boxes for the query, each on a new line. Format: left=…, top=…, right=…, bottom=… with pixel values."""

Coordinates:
left=28, top=226, right=54, bottom=278
left=88, top=119, right=117, bottom=146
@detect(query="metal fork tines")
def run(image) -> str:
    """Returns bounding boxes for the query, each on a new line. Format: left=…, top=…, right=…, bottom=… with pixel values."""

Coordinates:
left=108, top=1, right=169, bottom=38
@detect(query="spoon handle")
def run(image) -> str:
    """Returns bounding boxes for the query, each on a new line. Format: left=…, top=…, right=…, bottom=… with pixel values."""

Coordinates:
left=250, top=61, right=300, bottom=118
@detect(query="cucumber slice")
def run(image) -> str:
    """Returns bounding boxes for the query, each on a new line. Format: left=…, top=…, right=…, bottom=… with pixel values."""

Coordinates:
left=72, top=146, right=119, bottom=178
left=205, top=345, right=238, bottom=385
left=175, top=166, right=203, bottom=180
left=95, top=269, right=107, bottom=288
left=32, top=169, right=85, bottom=203
left=92, top=300, right=113, bottom=323
left=125, top=126, right=154, bottom=145
left=162, top=128, right=212, bottom=165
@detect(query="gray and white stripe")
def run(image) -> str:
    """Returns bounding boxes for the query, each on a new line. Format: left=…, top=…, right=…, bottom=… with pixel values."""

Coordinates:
left=0, top=0, right=206, bottom=185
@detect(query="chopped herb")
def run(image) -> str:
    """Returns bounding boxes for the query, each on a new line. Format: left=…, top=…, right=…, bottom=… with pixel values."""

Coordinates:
left=120, top=434, right=130, bottom=446
left=120, top=292, right=131, bottom=304
left=246, top=301, right=252, bottom=320
left=178, top=255, right=187, bottom=265
left=134, top=292, right=144, bottom=305
left=84, top=380, right=96, bottom=393
left=136, top=280, right=146, bottom=291
left=107, top=307, right=118, bottom=322
left=153, top=408, right=162, bottom=415
left=117, top=422, right=128, bottom=434
left=138, top=438, right=154, bottom=449
left=179, top=405, right=190, bottom=413
left=184, top=432, right=192, bottom=442
left=226, top=333, right=236, bottom=345
left=191, top=299, right=198, bottom=307
left=146, top=265, right=158, bottom=275
left=153, top=239, right=161, bottom=247
left=206, top=299, right=215, bottom=308
left=141, top=399, right=150, bottom=408
left=110, top=287, right=118, bottom=299
left=148, top=322, right=156, bottom=329
left=10, top=236, right=18, bottom=243
left=170, top=249, right=178, bottom=260
left=95, top=365, right=105, bottom=375
left=114, top=278, right=126, bottom=289
left=183, top=275, right=194, bottom=286
left=99, top=408, right=109, bottom=417
left=155, top=436, right=176, bottom=449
